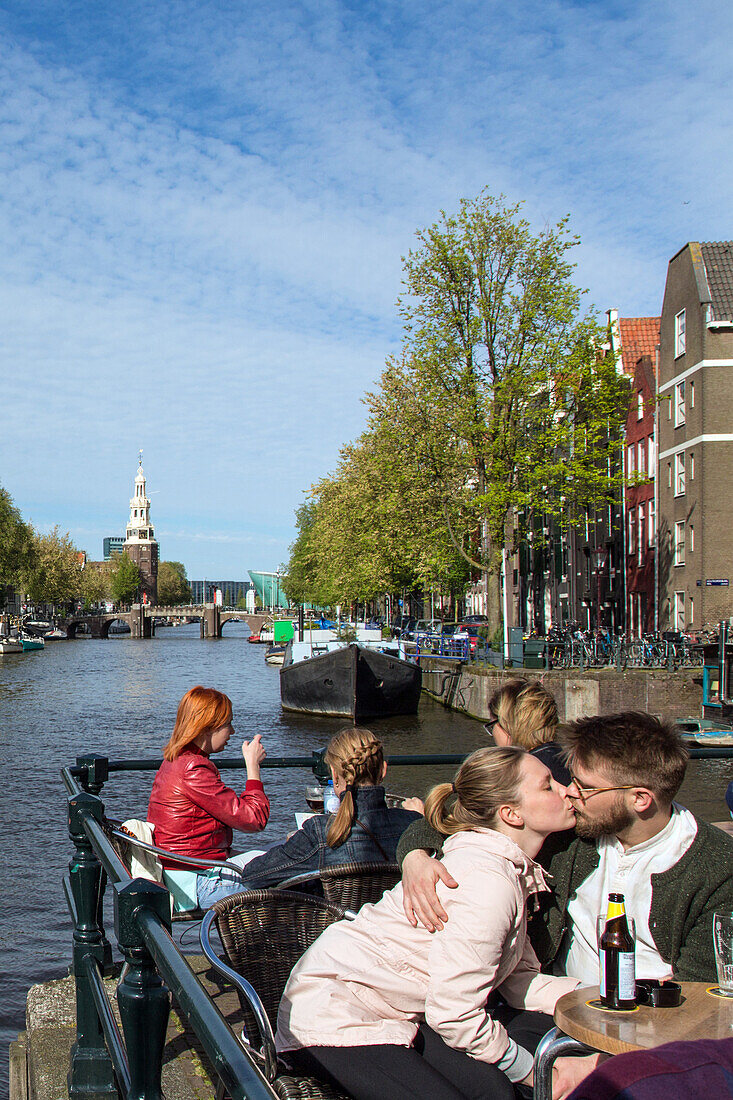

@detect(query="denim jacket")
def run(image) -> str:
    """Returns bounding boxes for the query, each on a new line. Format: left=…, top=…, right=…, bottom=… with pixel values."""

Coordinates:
left=238, top=786, right=419, bottom=891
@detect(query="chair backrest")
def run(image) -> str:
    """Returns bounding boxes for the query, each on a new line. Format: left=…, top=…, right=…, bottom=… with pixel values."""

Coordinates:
left=212, top=889, right=345, bottom=1042
left=319, top=861, right=401, bottom=911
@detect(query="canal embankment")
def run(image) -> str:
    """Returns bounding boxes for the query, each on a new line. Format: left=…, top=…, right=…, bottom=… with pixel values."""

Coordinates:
left=419, top=659, right=703, bottom=723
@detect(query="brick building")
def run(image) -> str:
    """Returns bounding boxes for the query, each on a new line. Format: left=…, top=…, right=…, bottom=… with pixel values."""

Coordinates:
left=658, top=242, right=733, bottom=630
left=619, top=317, right=660, bottom=636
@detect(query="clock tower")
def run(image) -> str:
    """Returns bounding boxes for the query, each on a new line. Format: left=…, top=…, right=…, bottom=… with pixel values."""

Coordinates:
left=123, top=452, right=159, bottom=604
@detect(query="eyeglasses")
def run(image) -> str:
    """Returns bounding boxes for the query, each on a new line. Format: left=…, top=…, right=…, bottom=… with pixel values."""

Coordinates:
left=484, top=716, right=500, bottom=736
left=568, top=772, right=638, bottom=803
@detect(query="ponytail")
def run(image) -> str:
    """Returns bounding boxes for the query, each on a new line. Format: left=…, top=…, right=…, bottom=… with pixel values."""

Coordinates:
left=425, top=746, right=525, bottom=835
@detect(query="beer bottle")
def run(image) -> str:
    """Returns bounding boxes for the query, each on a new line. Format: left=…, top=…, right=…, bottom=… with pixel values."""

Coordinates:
left=599, top=893, right=636, bottom=1010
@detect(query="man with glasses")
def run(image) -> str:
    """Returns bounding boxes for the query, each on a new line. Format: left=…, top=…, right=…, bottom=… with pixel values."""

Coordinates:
left=398, top=712, right=733, bottom=984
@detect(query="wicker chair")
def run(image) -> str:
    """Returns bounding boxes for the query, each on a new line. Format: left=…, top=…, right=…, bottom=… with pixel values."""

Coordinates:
left=276, top=862, right=401, bottom=915
left=200, top=889, right=351, bottom=1100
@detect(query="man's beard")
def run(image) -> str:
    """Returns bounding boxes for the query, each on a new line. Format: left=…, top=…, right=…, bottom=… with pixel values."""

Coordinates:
left=573, top=793, right=635, bottom=840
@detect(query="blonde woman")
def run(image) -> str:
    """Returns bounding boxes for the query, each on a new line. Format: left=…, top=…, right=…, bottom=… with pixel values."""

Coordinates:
left=487, top=678, right=569, bottom=785
left=237, top=727, right=419, bottom=890
left=275, top=747, right=582, bottom=1100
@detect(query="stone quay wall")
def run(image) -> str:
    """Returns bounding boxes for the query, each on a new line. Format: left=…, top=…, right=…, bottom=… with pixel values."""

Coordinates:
left=419, top=659, right=702, bottom=724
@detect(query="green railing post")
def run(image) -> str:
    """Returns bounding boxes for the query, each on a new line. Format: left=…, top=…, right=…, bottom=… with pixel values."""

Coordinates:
left=114, top=880, right=172, bottom=1100
left=76, top=755, right=114, bottom=975
left=77, top=755, right=110, bottom=796
left=67, top=792, right=117, bottom=1100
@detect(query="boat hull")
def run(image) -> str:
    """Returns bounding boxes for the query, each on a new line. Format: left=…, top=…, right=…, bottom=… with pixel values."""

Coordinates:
left=0, top=639, right=24, bottom=654
left=280, top=642, right=422, bottom=720
left=21, top=637, right=45, bottom=651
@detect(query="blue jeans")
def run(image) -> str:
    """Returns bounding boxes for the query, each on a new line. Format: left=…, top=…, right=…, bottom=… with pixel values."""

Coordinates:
left=196, top=850, right=265, bottom=908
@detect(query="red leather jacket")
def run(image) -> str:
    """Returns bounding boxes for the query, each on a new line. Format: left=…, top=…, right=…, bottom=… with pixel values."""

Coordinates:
left=147, top=747, right=270, bottom=868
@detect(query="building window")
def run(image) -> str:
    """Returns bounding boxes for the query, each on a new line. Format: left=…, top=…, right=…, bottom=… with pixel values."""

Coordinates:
left=674, top=452, right=685, bottom=496
left=674, top=591, right=685, bottom=630
left=675, top=309, right=686, bottom=357
left=647, top=500, right=655, bottom=546
left=637, top=391, right=644, bottom=420
left=628, top=509, right=635, bottom=555
left=690, top=524, right=694, bottom=552
left=627, top=445, right=634, bottom=476
left=675, top=381, right=686, bottom=426
left=674, top=521, right=685, bottom=566
left=667, top=462, right=672, bottom=488
left=690, top=452, right=695, bottom=480
left=638, top=511, right=644, bottom=565
left=690, top=379, right=695, bottom=407
left=648, top=433, right=655, bottom=479
left=637, top=440, right=645, bottom=474
left=689, top=596, right=694, bottom=625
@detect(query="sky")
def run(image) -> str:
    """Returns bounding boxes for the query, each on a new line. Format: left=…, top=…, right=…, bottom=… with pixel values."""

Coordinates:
left=1, top=0, right=730, bottom=579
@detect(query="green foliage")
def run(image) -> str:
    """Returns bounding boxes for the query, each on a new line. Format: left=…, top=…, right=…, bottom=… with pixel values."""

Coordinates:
left=22, top=527, right=85, bottom=606
left=0, top=485, right=34, bottom=590
left=81, top=561, right=112, bottom=605
left=157, top=560, right=191, bottom=606
left=109, top=552, right=141, bottom=606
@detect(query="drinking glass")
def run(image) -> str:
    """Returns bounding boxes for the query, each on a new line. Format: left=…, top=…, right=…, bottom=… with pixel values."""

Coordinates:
left=713, top=912, right=733, bottom=996
left=305, top=785, right=324, bottom=813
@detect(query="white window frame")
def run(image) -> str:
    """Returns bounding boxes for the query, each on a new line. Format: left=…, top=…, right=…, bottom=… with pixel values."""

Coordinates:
left=674, top=521, right=685, bottom=566
left=628, top=509, right=635, bottom=555
left=627, top=444, right=634, bottom=476
left=674, top=452, right=685, bottom=497
left=667, top=462, right=672, bottom=488
left=690, top=524, right=694, bottom=553
left=648, top=433, right=656, bottom=479
left=638, top=510, right=644, bottom=565
left=647, top=499, right=655, bottom=547
left=690, top=379, right=694, bottom=408
left=675, top=309, right=686, bottom=358
left=689, top=596, right=694, bottom=625
left=637, top=390, right=644, bottom=420
left=637, top=440, right=645, bottom=474
left=675, top=381, right=686, bottom=427
left=674, top=591, right=685, bottom=630
left=690, top=452, right=695, bottom=480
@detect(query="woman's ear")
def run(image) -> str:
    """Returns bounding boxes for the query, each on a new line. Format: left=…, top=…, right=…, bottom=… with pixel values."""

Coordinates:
left=380, top=760, right=388, bottom=781
left=498, top=803, right=524, bottom=828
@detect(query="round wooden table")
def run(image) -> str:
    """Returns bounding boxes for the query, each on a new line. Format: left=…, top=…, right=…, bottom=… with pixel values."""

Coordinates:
left=533, top=983, right=733, bottom=1099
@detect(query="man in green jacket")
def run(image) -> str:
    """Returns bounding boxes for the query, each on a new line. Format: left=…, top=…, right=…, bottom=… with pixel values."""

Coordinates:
left=397, top=712, right=733, bottom=984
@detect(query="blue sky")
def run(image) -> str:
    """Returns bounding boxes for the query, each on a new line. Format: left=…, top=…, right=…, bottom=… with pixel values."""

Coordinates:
left=2, top=0, right=730, bottom=578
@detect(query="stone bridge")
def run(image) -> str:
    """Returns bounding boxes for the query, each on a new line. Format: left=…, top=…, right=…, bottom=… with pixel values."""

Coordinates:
left=59, top=606, right=271, bottom=640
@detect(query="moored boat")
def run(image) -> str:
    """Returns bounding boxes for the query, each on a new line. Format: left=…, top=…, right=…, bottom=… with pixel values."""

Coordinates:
left=21, top=634, right=45, bottom=652
left=280, top=639, right=421, bottom=720
left=264, top=643, right=286, bottom=666
left=0, top=637, right=24, bottom=654
left=675, top=717, right=733, bottom=746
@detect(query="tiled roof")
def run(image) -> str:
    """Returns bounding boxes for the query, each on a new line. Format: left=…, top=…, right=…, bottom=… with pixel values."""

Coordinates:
left=618, top=317, right=660, bottom=375
left=701, top=242, right=733, bottom=322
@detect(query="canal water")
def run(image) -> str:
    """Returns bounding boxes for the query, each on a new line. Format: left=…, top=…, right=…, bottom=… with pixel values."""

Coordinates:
left=1, top=623, right=731, bottom=1099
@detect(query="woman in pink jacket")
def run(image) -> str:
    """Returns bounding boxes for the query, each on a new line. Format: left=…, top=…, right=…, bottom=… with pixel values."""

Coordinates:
left=276, top=746, right=579, bottom=1100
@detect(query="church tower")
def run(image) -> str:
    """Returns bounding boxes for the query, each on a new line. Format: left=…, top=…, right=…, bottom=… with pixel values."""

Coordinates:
left=123, top=452, right=159, bottom=604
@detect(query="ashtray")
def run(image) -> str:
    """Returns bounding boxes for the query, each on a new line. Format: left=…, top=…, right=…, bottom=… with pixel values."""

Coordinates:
left=635, top=979, right=682, bottom=1007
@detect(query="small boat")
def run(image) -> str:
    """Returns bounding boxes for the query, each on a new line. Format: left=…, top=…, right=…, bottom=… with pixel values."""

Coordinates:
left=0, top=637, right=24, bottom=654
left=21, top=635, right=45, bottom=652
left=22, top=619, right=54, bottom=637
left=43, top=628, right=67, bottom=640
left=675, top=718, right=733, bottom=746
left=280, top=640, right=422, bottom=721
left=264, top=644, right=287, bottom=666
left=247, top=633, right=261, bottom=644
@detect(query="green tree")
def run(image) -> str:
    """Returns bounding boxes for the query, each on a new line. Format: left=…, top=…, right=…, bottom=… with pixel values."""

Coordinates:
left=363, top=190, right=628, bottom=629
left=22, top=527, right=85, bottom=607
left=109, top=552, right=141, bottom=606
left=81, top=561, right=112, bottom=607
left=157, top=561, right=191, bottom=605
left=0, top=485, right=34, bottom=594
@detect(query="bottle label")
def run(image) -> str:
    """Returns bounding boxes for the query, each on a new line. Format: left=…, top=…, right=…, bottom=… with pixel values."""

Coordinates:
left=618, top=951, right=635, bottom=1000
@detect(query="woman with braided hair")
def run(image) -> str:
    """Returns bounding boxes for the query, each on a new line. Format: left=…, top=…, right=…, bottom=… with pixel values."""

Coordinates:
left=236, top=727, right=420, bottom=891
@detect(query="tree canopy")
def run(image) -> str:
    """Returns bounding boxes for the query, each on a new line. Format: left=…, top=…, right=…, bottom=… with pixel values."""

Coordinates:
left=285, top=190, right=628, bottom=620
left=0, top=485, right=34, bottom=591
left=109, top=552, right=141, bottom=606
left=157, top=561, right=191, bottom=605
left=21, top=527, right=85, bottom=606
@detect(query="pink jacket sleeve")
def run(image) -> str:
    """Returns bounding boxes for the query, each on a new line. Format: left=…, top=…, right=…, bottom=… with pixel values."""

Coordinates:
left=182, top=757, right=270, bottom=833
left=498, top=928, right=579, bottom=1013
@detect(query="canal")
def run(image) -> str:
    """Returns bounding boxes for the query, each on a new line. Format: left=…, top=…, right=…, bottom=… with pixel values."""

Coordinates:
left=1, top=623, right=732, bottom=1099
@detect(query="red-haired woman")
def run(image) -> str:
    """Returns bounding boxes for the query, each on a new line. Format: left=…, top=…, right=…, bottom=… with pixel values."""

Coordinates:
left=147, top=685, right=269, bottom=907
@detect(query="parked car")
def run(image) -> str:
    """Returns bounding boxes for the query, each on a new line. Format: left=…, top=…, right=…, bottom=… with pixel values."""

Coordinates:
left=462, top=614, right=488, bottom=624
left=454, top=622, right=482, bottom=656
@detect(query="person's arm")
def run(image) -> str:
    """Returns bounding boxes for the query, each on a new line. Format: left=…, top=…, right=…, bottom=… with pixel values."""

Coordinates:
left=670, top=867, right=733, bottom=981
left=235, top=820, right=322, bottom=890
left=397, top=818, right=458, bottom=931
left=182, top=757, right=270, bottom=833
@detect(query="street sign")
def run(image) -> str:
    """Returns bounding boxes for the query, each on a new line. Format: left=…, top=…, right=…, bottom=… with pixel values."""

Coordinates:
left=706, top=579, right=730, bottom=586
